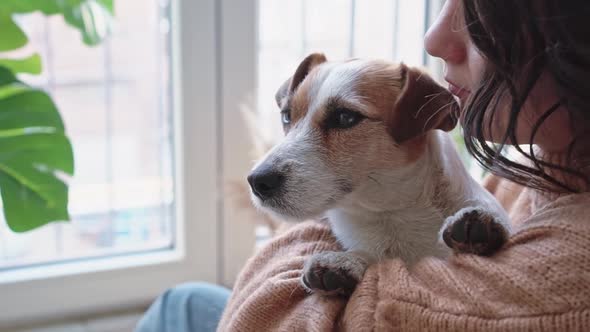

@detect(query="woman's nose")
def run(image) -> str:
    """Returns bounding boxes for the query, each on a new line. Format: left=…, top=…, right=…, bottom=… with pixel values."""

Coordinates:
left=424, top=0, right=466, bottom=64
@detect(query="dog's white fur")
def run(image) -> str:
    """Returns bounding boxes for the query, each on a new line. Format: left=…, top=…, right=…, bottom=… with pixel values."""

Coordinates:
left=328, top=131, right=509, bottom=263
left=250, top=55, right=510, bottom=293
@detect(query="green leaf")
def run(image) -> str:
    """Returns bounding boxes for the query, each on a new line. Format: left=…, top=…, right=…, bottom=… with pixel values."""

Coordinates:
left=0, top=66, right=74, bottom=232
left=0, top=14, right=28, bottom=51
left=0, top=66, right=17, bottom=86
left=0, top=1, right=114, bottom=50
left=97, top=0, right=114, bottom=15
left=0, top=1, right=114, bottom=232
left=0, top=53, right=42, bottom=74
left=0, top=133, right=74, bottom=177
left=62, top=0, right=114, bottom=46
left=0, top=0, right=61, bottom=15
left=0, top=89, right=65, bottom=132
left=0, top=171, right=69, bottom=232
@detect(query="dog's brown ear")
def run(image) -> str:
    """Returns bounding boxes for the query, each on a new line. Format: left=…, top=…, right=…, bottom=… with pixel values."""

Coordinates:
left=386, top=64, right=459, bottom=144
left=275, top=53, right=327, bottom=107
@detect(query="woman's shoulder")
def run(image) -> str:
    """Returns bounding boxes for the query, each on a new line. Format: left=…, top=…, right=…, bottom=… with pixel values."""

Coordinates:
left=524, top=191, right=590, bottom=233
left=482, top=174, right=533, bottom=225
left=482, top=173, right=590, bottom=229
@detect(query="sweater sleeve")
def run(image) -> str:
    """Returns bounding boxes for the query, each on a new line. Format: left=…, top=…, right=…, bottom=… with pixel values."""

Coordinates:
left=217, top=221, right=348, bottom=331
left=218, top=195, right=590, bottom=331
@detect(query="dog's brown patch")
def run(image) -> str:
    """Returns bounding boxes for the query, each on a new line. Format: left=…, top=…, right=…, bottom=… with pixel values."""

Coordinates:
left=385, top=65, right=459, bottom=144
left=315, top=61, right=429, bottom=171
left=354, top=61, right=405, bottom=120
left=288, top=72, right=317, bottom=126
left=276, top=53, right=328, bottom=133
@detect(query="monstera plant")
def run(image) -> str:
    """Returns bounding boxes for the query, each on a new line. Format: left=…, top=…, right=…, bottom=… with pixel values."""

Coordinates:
left=0, top=0, right=113, bottom=232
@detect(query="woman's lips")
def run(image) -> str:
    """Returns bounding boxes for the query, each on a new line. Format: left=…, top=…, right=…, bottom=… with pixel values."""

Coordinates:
left=446, top=80, right=470, bottom=100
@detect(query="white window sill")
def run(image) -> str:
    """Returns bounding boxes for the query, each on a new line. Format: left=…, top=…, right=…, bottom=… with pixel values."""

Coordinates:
left=8, top=311, right=144, bottom=332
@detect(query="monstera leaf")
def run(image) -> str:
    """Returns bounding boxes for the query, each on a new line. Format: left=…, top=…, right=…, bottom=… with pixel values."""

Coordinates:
left=0, top=1, right=114, bottom=76
left=0, top=67, right=74, bottom=232
left=0, top=53, right=42, bottom=74
left=0, top=1, right=113, bottom=232
left=0, top=0, right=114, bottom=49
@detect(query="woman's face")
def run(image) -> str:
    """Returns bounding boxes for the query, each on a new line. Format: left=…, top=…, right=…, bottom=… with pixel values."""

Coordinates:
left=424, top=0, right=572, bottom=151
left=424, top=0, right=484, bottom=108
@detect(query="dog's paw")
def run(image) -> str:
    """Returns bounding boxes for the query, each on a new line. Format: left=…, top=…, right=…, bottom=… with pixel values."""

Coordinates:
left=301, top=251, right=368, bottom=297
left=441, top=207, right=510, bottom=256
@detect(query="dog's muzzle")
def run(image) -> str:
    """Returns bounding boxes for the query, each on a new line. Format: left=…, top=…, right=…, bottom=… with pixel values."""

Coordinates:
left=247, top=165, right=286, bottom=200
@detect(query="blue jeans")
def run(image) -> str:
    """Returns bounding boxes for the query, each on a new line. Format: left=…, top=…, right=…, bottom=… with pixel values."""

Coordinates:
left=135, top=282, right=230, bottom=332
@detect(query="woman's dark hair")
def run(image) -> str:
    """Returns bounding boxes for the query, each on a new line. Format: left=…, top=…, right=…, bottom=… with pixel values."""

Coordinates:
left=460, top=0, right=590, bottom=192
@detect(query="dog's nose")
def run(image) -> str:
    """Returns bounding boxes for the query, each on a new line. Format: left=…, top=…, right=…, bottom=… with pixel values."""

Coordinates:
left=247, top=168, right=285, bottom=200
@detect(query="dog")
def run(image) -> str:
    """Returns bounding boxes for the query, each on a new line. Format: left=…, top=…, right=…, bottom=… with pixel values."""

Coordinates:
left=247, top=53, right=511, bottom=296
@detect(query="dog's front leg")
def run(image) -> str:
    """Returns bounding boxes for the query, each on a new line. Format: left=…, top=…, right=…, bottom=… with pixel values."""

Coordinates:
left=440, top=206, right=511, bottom=256
left=301, top=250, right=372, bottom=297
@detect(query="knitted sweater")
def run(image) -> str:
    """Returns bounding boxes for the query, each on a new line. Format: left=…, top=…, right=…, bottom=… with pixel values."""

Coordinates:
left=218, top=176, right=590, bottom=331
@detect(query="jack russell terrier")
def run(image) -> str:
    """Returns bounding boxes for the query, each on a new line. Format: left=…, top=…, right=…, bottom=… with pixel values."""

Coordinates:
left=247, top=53, right=511, bottom=296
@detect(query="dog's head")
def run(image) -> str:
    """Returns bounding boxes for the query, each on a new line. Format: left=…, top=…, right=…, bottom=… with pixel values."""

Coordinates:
left=248, top=53, right=458, bottom=220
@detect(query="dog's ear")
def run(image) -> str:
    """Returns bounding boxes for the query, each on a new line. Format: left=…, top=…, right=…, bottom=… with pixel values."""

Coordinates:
left=386, top=64, right=459, bottom=144
left=275, top=53, right=327, bottom=107
left=275, top=78, right=292, bottom=107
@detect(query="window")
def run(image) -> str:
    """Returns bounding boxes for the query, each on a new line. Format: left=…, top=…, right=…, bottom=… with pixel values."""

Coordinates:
left=258, top=0, right=437, bottom=138
left=0, top=0, right=174, bottom=271
left=0, top=0, right=221, bottom=327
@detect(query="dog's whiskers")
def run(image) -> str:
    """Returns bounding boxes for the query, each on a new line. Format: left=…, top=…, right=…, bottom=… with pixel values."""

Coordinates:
left=415, top=91, right=446, bottom=119
left=422, top=100, right=457, bottom=132
left=415, top=71, right=425, bottom=82
left=423, top=92, right=444, bottom=99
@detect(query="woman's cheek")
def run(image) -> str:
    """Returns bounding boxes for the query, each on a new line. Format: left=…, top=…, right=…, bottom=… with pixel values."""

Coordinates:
left=467, top=46, right=486, bottom=88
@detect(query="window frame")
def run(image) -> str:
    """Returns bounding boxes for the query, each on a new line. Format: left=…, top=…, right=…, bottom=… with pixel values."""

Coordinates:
left=0, top=0, right=260, bottom=327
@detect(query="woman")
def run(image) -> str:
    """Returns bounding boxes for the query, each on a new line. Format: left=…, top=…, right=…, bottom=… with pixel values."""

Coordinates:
left=136, top=0, right=590, bottom=330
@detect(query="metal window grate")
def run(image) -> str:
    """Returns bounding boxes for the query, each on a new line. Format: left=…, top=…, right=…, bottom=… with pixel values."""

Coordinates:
left=257, top=0, right=431, bottom=133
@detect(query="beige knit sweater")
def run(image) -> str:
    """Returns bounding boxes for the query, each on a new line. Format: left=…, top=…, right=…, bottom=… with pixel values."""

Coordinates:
left=218, top=176, right=590, bottom=331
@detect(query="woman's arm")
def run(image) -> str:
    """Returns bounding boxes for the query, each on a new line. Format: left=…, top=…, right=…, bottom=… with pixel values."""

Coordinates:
left=219, top=193, right=590, bottom=331
left=218, top=222, right=347, bottom=331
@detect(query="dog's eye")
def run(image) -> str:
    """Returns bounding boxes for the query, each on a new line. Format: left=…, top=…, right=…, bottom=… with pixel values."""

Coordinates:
left=281, top=109, right=291, bottom=125
left=325, top=108, right=364, bottom=129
